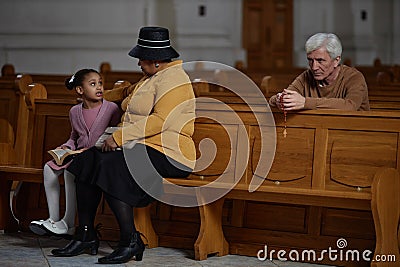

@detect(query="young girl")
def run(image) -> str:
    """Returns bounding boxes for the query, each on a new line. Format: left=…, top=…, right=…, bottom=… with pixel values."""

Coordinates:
left=29, top=68, right=121, bottom=236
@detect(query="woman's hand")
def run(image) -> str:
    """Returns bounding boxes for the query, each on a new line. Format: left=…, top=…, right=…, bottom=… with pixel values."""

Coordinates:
left=102, top=135, right=119, bottom=152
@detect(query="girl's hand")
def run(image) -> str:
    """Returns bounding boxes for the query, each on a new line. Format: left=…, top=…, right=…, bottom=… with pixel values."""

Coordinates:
left=102, top=136, right=119, bottom=152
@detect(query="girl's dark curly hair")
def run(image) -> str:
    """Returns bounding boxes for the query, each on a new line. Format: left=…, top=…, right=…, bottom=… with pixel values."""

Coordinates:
left=65, top=68, right=99, bottom=90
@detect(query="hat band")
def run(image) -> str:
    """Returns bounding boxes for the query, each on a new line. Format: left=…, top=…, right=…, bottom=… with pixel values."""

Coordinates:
left=137, top=44, right=171, bottom=49
left=138, top=38, right=170, bottom=48
left=139, top=38, right=170, bottom=43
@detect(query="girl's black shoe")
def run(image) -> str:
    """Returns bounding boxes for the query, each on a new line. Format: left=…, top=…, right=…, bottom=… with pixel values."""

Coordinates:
left=98, top=231, right=145, bottom=264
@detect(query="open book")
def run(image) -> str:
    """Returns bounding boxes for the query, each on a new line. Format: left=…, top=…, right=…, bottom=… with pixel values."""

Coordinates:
left=48, top=148, right=82, bottom=166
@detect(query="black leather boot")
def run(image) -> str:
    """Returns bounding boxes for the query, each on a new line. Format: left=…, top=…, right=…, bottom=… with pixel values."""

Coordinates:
left=98, top=231, right=145, bottom=264
left=51, top=225, right=99, bottom=257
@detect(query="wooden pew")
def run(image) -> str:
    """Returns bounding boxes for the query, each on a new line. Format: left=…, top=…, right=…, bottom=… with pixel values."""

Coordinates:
left=0, top=71, right=82, bottom=148
left=0, top=78, right=206, bottom=233
left=130, top=101, right=400, bottom=265
left=369, top=96, right=400, bottom=111
left=0, top=71, right=81, bottom=223
left=0, top=97, right=76, bottom=230
left=0, top=73, right=58, bottom=143
left=1, top=64, right=16, bottom=77
left=1, top=64, right=77, bottom=100
left=2, top=79, right=400, bottom=266
left=262, top=78, right=400, bottom=99
left=211, top=68, right=305, bottom=94
left=197, top=88, right=400, bottom=112
left=161, top=104, right=400, bottom=266
left=259, top=65, right=400, bottom=99
left=99, top=62, right=144, bottom=90
left=29, top=74, right=78, bottom=100
left=98, top=62, right=288, bottom=94
left=355, top=65, right=395, bottom=86
left=368, top=81, right=400, bottom=111
left=0, top=77, right=19, bottom=140
left=99, top=63, right=241, bottom=93
left=0, top=64, right=18, bottom=133
left=0, top=79, right=49, bottom=231
left=259, top=69, right=301, bottom=93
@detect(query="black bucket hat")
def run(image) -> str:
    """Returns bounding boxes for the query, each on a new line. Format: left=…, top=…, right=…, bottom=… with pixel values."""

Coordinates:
left=128, top=27, right=180, bottom=60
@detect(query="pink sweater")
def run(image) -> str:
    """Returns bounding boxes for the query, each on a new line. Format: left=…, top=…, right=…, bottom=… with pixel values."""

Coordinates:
left=63, top=100, right=120, bottom=150
left=47, top=100, right=120, bottom=170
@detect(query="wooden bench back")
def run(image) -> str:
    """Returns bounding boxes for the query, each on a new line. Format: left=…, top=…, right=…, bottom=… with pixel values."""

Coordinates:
left=192, top=101, right=400, bottom=197
left=369, top=83, right=400, bottom=93
left=264, top=110, right=399, bottom=194
left=4, top=78, right=400, bottom=259
left=1, top=64, right=16, bottom=77
left=0, top=77, right=19, bottom=137
left=369, top=95, right=400, bottom=111
left=5, top=77, right=400, bottom=201
left=0, top=74, right=48, bottom=166
left=99, top=62, right=144, bottom=90
left=3, top=79, right=212, bottom=168
left=356, top=65, right=400, bottom=86
left=260, top=74, right=297, bottom=95
left=28, top=74, right=78, bottom=100
left=196, top=89, right=400, bottom=112
left=99, top=62, right=273, bottom=94
left=258, top=65, right=400, bottom=98
left=0, top=119, right=16, bottom=164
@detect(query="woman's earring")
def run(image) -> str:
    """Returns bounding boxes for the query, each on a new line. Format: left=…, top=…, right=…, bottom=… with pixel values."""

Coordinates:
left=155, top=63, right=159, bottom=68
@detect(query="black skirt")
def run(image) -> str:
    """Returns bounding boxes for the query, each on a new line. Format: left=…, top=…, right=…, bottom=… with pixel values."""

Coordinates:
left=67, top=144, right=191, bottom=207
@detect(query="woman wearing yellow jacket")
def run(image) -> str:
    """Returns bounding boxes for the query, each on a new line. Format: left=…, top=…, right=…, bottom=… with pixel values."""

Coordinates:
left=50, top=26, right=196, bottom=265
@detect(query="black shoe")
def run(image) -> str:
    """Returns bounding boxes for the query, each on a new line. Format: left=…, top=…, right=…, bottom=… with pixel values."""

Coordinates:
left=51, top=225, right=99, bottom=257
left=98, top=231, right=145, bottom=264
left=51, top=239, right=99, bottom=256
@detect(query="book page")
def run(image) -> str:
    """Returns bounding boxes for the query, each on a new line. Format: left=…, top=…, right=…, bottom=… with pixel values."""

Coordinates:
left=51, top=149, right=69, bottom=159
left=48, top=148, right=82, bottom=165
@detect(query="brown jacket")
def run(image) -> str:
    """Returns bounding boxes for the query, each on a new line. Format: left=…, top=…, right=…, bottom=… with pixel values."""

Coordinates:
left=269, top=65, right=370, bottom=111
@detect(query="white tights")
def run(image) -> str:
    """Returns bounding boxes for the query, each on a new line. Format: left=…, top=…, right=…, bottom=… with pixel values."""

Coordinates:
left=43, top=163, right=76, bottom=228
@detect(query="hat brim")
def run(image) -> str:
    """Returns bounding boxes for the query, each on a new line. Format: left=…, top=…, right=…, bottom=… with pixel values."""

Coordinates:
left=128, top=45, right=180, bottom=60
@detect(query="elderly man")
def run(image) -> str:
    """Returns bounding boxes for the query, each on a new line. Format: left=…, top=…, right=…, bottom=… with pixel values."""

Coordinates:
left=269, top=33, right=370, bottom=111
